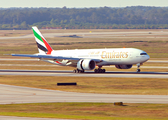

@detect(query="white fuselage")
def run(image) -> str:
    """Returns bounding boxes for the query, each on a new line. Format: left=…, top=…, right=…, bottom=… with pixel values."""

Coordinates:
left=49, top=48, right=150, bottom=66
left=12, top=26, right=150, bottom=72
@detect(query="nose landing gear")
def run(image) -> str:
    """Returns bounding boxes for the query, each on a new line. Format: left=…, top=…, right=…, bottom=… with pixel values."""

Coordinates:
left=136, top=63, right=141, bottom=72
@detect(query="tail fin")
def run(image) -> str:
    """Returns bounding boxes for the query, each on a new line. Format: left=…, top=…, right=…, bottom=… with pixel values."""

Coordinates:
left=32, top=26, right=53, bottom=55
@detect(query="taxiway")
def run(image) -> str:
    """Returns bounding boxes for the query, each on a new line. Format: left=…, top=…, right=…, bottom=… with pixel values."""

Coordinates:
left=1, top=30, right=168, bottom=40
left=0, top=84, right=168, bottom=104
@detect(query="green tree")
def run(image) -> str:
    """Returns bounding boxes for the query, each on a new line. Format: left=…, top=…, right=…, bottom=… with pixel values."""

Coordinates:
left=20, top=21, right=27, bottom=28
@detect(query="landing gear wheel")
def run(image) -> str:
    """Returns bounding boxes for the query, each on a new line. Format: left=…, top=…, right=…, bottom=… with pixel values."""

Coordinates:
left=94, top=69, right=98, bottom=73
left=73, top=69, right=77, bottom=73
left=94, top=69, right=106, bottom=73
left=98, top=69, right=102, bottom=73
left=77, top=69, right=80, bottom=73
left=137, top=69, right=140, bottom=73
left=73, top=69, right=85, bottom=73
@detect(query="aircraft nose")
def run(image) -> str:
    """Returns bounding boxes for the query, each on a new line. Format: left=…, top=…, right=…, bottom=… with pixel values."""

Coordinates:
left=140, top=54, right=150, bottom=63
left=147, top=55, right=150, bottom=60
left=144, top=55, right=150, bottom=62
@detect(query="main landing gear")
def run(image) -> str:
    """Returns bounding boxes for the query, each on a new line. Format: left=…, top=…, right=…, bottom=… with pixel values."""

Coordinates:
left=73, top=67, right=106, bottom=73
left=94, top=69, right=106, bottom=73
left=94, top=66, right=106, bottom=73
left=73, top=69, right=85, bottom=73
left=136, top=63, right=141, bottom=73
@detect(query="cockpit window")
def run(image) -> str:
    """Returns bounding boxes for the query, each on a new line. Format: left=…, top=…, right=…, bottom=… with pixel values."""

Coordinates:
left=140, top=53, right=147, bottom=55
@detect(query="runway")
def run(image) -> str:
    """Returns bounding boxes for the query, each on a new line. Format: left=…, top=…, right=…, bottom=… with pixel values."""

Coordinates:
left=0, top=69, right=168, bottom=78
left=0, top=84, right=168, bottom=104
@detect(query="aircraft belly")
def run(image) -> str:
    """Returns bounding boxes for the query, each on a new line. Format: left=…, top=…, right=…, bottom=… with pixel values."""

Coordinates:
left=99, top=58, right=136, bottom=65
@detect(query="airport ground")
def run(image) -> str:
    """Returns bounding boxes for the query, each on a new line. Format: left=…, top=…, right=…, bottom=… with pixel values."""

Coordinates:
left=0, top=103, right=168, bottom=120
left=0, top=29, right=168, bottom=120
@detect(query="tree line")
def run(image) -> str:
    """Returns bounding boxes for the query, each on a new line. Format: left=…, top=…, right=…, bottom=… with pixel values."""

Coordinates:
left=0, top=6, right=168, bottom=29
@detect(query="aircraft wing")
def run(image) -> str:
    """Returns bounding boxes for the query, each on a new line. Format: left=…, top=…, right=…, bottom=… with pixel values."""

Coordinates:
left=11, top=54, right=102, bottom=63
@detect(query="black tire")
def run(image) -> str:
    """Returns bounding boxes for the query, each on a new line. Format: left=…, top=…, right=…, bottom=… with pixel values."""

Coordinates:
left=102, top=69, right=106, bottom=73
left=94, top=69, right=98, bottom=73
left=73, top=69, right=76, bottom=73
left=137, top=69, right=141, bottom=72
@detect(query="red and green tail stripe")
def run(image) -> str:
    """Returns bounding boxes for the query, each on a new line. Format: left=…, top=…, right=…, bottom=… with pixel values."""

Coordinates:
left=32, top=27, right=53, bottom=55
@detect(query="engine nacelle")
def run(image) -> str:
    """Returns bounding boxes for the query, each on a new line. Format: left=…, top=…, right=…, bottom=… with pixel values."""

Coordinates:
left=115, top=65, right=132, bottom=69
left=77, top=59, right=96, bottom=70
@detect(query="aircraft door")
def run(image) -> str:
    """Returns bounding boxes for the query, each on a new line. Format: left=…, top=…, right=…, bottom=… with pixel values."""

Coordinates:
left=129, top=52, right=133, bottom=59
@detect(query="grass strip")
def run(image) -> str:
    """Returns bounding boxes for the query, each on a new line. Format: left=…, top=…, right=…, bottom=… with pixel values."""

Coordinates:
left=0, top=76, right=168, bottom=95
left=0, top=103, right=168, bottom=120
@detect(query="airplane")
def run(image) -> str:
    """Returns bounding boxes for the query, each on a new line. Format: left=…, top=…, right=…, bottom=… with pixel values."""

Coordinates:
left=11, top=26, right=150, bottom=73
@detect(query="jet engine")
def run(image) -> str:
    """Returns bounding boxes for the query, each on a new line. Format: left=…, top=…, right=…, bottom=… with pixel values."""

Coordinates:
left=77, top=59, right=96, bottom=70
left=115, top=65, right=132, bottom=69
